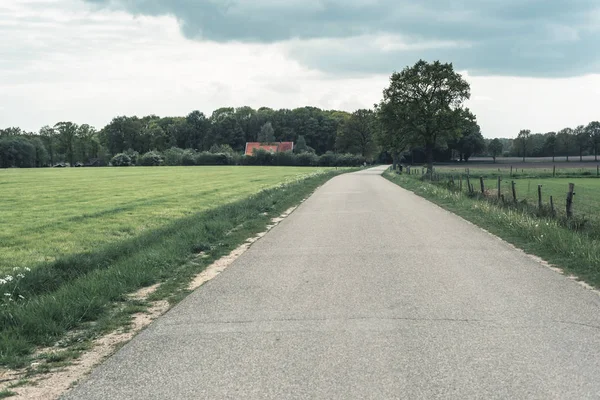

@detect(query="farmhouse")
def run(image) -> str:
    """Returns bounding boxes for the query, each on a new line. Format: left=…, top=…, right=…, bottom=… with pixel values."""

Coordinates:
left=244, top=142, right=294, bottom=156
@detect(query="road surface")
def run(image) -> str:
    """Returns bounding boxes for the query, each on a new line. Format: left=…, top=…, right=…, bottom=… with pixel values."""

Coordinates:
left=66, top=166, right=600, bottom=399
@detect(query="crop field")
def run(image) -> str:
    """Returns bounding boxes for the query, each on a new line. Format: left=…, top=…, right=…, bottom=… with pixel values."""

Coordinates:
left=0, top=166, right=332, bottom=274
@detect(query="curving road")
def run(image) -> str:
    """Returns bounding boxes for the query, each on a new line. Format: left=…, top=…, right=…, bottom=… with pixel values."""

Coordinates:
left=66, top=166, right=600, bottom=399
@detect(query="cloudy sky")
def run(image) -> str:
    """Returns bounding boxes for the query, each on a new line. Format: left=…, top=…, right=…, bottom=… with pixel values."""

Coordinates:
left=2, top=0, right=599, bottom=138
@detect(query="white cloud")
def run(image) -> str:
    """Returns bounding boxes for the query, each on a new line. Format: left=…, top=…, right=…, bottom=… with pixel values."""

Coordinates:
left=0, top=0, right=599, bottom=139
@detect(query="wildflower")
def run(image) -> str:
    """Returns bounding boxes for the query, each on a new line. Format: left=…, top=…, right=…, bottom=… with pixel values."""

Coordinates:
left=25, top=268, right=31, bottom=272
left=18, top=295, right=24, bottom=299
left=4, top=293, right=11, bottom=297
left=4, top=276, right=13, bottom=282
left=16, top=274, right=24, bottom=279
left=0, top=279, right=6, bottom=285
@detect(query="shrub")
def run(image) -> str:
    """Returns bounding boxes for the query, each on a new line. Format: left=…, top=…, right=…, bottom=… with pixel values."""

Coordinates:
left=318, top=151, right=336, bottom=167
left=297, top=152, right=318, bottom=166
left=110, top=153, right=132, bottom=167
left=195, top=152, right=233, bottom=165
left=273, top=151, right=297, bottom=166
left=181, top=149, right=197, bottom=166
left=139, top=151, right=163, bottom=166
left=163, top=147, right=185, bottom=166
left=124, top=149, right=139, bottom=165
left=209, top=144, right=235, bottom=155
left=252, top=149, right=274, bottom=166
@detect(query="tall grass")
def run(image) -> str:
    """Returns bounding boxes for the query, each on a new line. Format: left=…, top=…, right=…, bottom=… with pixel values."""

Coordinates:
left=0, top=170, right=344, bottom=368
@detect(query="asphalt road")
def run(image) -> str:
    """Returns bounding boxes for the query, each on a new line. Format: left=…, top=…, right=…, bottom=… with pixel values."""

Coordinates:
left=66, top=166, right=600, bottom=399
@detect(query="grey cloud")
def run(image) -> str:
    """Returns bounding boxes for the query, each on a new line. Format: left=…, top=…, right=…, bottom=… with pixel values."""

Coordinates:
left=84, top=0, right=600, bottom=76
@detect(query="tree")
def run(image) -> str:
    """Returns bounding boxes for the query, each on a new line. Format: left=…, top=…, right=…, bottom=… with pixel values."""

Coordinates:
left=294, top=135, right=311, bottom=153
left=488, top=138, right=503, bottom=163
left=557, top=128, right=573, bottom=161
left=517, top=129, right=531, bottom=162
left=257, top=122, right=276, bottom=143
left=544, top=132, right=557, bottom=162
left=39, top=125, right=56, bottom=166
left=574, top=124, right=590, bottom=162
left=586, top=121, right=600, bottom=161
left=455, top=112, right=484, bottom=162
left=377, top=60, right=471, bottom=173
left=336, top=109, right=376, bottom=158
left=54, top=121, right=78, bottom=166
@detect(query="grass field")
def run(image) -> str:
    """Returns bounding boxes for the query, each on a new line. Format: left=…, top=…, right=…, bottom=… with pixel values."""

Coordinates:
left=0, top=166, right=333, bottom=274
left=0, top=166, right=343, bottom=367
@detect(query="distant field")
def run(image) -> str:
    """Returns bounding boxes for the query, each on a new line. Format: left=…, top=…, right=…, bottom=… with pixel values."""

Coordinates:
left=0, top=166, right=332, bottom=273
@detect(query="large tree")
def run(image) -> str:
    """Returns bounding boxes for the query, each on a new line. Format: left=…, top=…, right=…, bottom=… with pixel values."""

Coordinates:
left=586, top=121, right=600, bottom=161
left=377, top=60, right=471, bottom=173
left=54, top=121, right=78, bottom=166
left=257, top=122, right=276, bottom=143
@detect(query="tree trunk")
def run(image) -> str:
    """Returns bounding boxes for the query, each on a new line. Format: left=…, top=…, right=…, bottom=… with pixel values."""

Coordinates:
left=425, top=143, right=434, bottom=174
left=493, top=156, right=496, bottom=163
left=595, top=146, right=598, bottom=162
left=580, top=148, right=583, bottom=162
left=392, top=152, right=398, bottom=170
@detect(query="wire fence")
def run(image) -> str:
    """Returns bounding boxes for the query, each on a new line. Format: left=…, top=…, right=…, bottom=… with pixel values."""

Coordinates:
left=401, top=165, right=600, bottom=235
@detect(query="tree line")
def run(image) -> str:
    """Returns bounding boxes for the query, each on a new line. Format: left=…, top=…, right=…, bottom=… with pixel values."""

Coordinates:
left=3, top=60, right=597, bottom=169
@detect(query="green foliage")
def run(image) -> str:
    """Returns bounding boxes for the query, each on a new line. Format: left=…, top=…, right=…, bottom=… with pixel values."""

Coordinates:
left=195, top=152, right=233, bottom=165
left=296, top=152, right=318, bottom=166
left=208, top=144, right=235, bottom=155
left=488, top=138, right=503, bottom=161
left=336, top=109, right=376, bottom=158
left=294, top=135, right=312, bottom=153
left=110, top=153, right=133, bottom=167
left=257, top=122, right=276, bottom=143
left=0, top=136, right=36, bottom=168
left=377, top=60, right=471, bottom=171
left=163, top=147, right=185, bottom=166
left=181, top=149, right=197, bottom=166
left=139, top=151, right=163, bottom=166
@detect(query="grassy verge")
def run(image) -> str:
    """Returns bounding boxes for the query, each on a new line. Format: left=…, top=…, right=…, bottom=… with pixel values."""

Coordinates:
left=0, top=170, right=348, bottom=368
left=384, top=171, right=600, bottom=289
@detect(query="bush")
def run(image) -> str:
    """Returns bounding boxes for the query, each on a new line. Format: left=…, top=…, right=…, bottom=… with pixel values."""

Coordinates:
left=110, top=153, right=133, bottom=167
left=124, top=149, right=139, bottom=165
left=273, top=151, right=297, bottom=166
left=163, top=147, right=185, bottom=166
left=195, top=152, right=233, bottom=165
left=0, top=136, right=37, bottom=168
left=252, top=149, right=274, bottom=166
left=318, top=151, right=337, bottom=167
left=297, top=152, right=318, bottom=166
left=209, top=144, right=235, bottom=155
left=139, top=151, right=163, bottom=166
left=181, top=149, right=197, bottom=166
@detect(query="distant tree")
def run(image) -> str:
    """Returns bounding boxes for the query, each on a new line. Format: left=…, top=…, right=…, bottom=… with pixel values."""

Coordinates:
left=456, top=113, right=484, bottom=162
left=257, top=122, right=276, bottom=143
left=557, top=127, right=574, bottom=161
left=517, top=129, right=531, bottom=162
left=586, top=121, right=600, bottom=161
left=110, top=153, right=132, bottom=167
left=336, top=109, right=376, bottom=158
left=0, top=135, right=36, bottom=168
left=294, top=135, right=311, bottom=153
left=377, top=60, right=471, bottom=173
left=54, top=122, right=78, bottom=166
left=574, top=124, right=590, bottom=161
left=544, top=132, right=557, bottom=162
left=488, top=138, right=503, bottom=163
left=39, top=125, right=56, bottom=166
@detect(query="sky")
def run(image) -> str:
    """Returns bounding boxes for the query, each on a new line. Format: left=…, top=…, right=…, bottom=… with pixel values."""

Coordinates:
left=1, top=0, right=600, bottom=138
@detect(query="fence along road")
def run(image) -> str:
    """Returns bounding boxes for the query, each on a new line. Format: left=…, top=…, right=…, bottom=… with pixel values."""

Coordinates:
left=66, top=166, right=600, bottom=399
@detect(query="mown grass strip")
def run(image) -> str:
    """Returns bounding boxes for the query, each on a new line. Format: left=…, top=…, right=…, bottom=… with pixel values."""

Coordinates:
left=0, top=170, right=347, bottom=368
left=384, top=171, right=600, bottom=289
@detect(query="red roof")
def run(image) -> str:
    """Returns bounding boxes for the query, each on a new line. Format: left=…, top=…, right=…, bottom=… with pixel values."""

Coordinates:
left=245, top=142, right=294, bottom=156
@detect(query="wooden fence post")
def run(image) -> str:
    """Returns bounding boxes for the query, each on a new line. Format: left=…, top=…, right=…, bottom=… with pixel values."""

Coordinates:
left=550, top=196, right=555, bottom=216
left=466, top=175, right=471, bottom=193
left=480, top=177, right=485, bottom=194
left=597, top=165, right=599, bottom=177
left=511, top=181, right=517, bottom=203
left=537, top=185, right=543, bottom=209
left=553, top=165, right=556, bottom=178
left=566, top=183, right=575, bottom=218
left=510, top=165, right=513, bottom=177
left=497, top=176, right=501, bottom=199
left=459, top=175, right=463, bottom=192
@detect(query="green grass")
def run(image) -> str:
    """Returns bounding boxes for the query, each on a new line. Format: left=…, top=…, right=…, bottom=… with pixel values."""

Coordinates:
left=423, top=165, right=600, bottom=179
left=385, top=171, right=600, bottom=290
left=0, top=166, right=334, bottom=274
left=0, top=389, right=16, bottom=398
left=0, top=166, right=346, bottom=368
